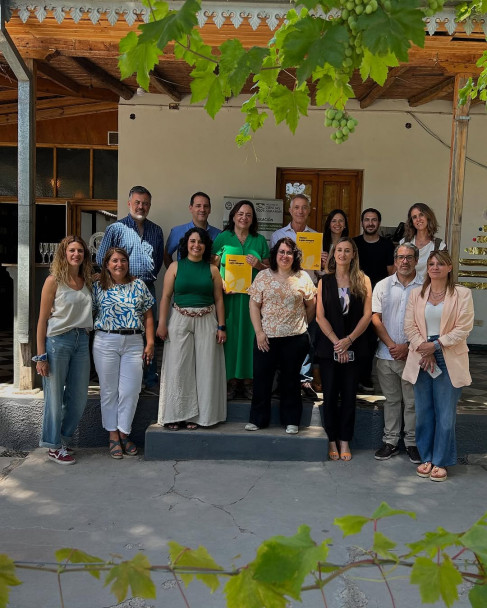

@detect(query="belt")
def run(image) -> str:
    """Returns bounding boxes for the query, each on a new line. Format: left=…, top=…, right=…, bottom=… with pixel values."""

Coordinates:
left=97, top=329, right=143, bottom=335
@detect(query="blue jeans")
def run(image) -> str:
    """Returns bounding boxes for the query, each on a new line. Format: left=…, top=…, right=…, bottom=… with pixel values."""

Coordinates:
left=413, top=340, right=462, bottom=467
left=143, top=282, right=158, bottom=387
left=40, top=328, right=90, bottom=448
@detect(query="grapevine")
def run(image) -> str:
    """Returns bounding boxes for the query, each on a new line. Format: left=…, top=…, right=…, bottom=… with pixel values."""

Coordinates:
left=325, top=108, right=358, bottom=143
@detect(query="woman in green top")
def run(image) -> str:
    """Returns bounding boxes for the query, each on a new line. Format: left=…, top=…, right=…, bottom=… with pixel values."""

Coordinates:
left=157, top=228, right=227, bottom=429
left=212, top=200, right=270, bottom=400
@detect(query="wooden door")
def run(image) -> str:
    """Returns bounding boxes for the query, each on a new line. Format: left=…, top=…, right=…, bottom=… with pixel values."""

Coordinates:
left=276, top=168, right=363, bottom=237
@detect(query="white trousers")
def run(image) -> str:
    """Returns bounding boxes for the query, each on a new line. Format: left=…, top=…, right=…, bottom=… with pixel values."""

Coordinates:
left=93, top=332, right=144, bottom=435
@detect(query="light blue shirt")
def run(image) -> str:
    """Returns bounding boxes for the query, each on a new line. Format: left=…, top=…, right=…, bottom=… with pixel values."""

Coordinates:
left=270, top=222, right=316, bottom=248
left=92, top=279, right=154, bottom=331
left=372, top=271, right=423, bottom=360
left=166, top=221, right=221, bottom=260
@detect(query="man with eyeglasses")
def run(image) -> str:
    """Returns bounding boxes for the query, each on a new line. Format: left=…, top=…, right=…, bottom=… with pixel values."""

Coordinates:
left=97, top=185, right=164, bottom=391
left=270, top=194, right=320, bottom=400
left=371, top=243, right=423, bottom=464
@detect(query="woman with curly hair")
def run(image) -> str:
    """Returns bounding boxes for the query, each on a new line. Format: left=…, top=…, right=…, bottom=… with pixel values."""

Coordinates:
left=157, top=227, right=227, bottom=430
left=212, top=200, right=270, bottom=399
left=245, top=238, right=316, bottom=434
left=401, top=203, right=446, bottom=276
left=35, top=236, right=93, bottom=465
left=92, top=247, right=154, bottom=458
left=315, top=237, right=372, bottom=461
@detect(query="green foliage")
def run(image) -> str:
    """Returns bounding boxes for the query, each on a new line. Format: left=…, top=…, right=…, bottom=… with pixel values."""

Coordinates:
left=0, top=554, right=21, bottom=607
left=104, top=554, right=156, bottom=602
left=55, top=547, right=104, bottom=579
left=168, top=541, right=223, bottom=591
left=4, top=504, right=487, bottom=608
left=118, top=0, right=470, bottom=145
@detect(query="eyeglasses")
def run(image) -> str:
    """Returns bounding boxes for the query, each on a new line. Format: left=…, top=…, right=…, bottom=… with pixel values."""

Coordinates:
left=395, top=255, right=415, bottom=261
left=278, top=250, right=294, bottom=256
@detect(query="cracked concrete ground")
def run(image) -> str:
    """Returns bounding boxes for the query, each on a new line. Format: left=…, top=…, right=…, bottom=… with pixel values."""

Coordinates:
left=1, top=448, right=486, bottom=608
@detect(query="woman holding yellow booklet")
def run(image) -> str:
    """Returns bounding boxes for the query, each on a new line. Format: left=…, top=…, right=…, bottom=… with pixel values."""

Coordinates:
left=212, top=201, right=269, bottom=400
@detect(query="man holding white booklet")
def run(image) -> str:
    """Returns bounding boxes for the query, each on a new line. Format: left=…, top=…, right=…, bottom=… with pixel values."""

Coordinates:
left=371, top=242, right=423, bottom=464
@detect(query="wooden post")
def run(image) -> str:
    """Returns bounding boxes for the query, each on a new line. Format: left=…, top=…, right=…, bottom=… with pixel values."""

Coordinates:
left=445, top=74, right=471, bottom=282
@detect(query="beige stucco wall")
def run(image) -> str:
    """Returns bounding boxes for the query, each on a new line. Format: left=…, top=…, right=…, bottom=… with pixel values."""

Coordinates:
left=118, top=95, right=487, bottom=343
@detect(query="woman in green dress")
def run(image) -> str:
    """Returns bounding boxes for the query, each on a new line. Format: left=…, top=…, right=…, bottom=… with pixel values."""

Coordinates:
left=212, top=200, right=270, bottom=400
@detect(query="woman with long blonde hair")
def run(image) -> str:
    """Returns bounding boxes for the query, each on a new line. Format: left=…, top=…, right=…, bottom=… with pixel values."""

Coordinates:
left=315, top=237, right=372, bottom=461
left=35, top=236, right=93, bottom=465
left=403, top=250, right=474, bottom=482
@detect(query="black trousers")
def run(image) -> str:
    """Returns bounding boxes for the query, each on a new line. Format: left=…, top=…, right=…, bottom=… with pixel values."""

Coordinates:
left=318, top=357, right=361, bottom=442
left=250, top=333, right=310, bottom=428
left=359, top=324, right=377, bottom=385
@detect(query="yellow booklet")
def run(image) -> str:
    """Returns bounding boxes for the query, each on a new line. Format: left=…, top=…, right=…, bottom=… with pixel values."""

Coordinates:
left=225, top=255, right=252, bottom=293
left=296, top=232, right=322, bottom=270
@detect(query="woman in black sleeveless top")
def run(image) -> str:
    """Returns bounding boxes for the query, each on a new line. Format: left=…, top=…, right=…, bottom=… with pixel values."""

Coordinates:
left=315, top=237, right=372, bottom=461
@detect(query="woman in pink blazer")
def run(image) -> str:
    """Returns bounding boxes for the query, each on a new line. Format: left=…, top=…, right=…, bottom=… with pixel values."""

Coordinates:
left=403, top=250, right=474, bottom=482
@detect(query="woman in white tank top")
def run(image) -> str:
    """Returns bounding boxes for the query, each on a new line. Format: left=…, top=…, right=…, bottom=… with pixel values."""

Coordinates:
left=35, top=236, right=93, bottom=465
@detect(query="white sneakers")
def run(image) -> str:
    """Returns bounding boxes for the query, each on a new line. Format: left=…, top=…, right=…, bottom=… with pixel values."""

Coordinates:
left=285, top=425, right=299, bottom=435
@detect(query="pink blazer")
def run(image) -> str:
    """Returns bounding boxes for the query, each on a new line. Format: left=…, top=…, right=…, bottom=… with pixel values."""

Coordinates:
left=402, top=285, right=474, bottom=388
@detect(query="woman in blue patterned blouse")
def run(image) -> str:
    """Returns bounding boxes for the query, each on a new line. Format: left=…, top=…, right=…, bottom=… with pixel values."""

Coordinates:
left=92, top=247, right=155, bottom=458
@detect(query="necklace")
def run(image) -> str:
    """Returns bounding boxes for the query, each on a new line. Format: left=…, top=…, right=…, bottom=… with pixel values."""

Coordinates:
left=430, top=290, right=446, bottom=297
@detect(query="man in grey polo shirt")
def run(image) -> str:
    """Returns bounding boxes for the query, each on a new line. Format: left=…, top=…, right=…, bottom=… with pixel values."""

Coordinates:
left=372, top=242, right=423, bottom=463
left=271, top=194, right=320, bottom=400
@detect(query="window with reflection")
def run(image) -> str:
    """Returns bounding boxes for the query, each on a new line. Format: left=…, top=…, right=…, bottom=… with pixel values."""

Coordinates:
left=57, top=148, right=90, bottom=199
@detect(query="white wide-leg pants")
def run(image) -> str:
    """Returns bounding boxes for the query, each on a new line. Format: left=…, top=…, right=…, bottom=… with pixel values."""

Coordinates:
left=93, top=331, right=144, bottom=435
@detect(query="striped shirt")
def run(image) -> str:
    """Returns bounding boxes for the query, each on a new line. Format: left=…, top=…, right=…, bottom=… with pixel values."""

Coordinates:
left=96, top=215, right=164, bottom=284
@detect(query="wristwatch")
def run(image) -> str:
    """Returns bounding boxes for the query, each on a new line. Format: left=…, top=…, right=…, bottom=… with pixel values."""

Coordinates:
left=433, top=340, right=441, bottom=351
left=217, top=325, right=226, bottom=331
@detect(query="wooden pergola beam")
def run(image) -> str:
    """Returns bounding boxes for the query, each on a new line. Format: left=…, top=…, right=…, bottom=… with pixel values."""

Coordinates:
left=408, top=77, right=455, bottom=106
left=359, top=66, right=409, bottom=109
left=66, top=56, right=134, bottom=100
left=150, top=66, right=182, bottom=101
left=0, top=100, right=117, bottom=124
left=36, top=60, right=82, bottom=94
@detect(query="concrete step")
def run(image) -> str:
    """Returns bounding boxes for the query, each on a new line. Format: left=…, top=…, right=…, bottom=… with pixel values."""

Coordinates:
left=144, top=421, right=328, bottom=461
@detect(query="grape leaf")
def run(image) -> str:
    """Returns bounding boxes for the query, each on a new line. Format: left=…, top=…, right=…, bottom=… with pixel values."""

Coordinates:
left=168, top=541, right=222, bottom=592
left=371, top=502, right=416, bottom=521
left=359, top=49, right=399, bottom=85
left=224, top=566, right=288, bottom=608
left=410, top=555, right=462, bottom=607
left=357, top=0, right=425, bottom=62
left=373, top=532, right=398, bottom=562
left=118, top=32, right=161, bottom=91
left=252, top=525, right=330, bottom=600
left=297, top=24, right=349, bottom=84
left=174, top=30, right=214, bottom=66
left=406, top=528, right=462, bottom=558
left=139, top=0, right=200, bottom=50
left=190, top=64, right=217, bottom=103
left=267, top=84, right=309, bottom=133
left=469, top=582, right=487, bottom=608
left=104, top=554, right=156, bottom=602
left=205, top=77, right=226, bottom=118
left=55, top=548, right=104, bottom=580
left=461, top=520, right=487, bottom=563
left=0, top=554, right=21, bottom=608
left=334, top=514, right=370, bottom=536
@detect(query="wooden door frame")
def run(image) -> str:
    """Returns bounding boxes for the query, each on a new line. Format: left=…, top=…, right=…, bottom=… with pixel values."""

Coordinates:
left=276, top=168, right=363, bottom=236
left=67, top=199, right=117, bottom=236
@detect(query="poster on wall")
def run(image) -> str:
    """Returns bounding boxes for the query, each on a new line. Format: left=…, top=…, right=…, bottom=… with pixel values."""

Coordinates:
left=222, top=197, right=283, bottom=243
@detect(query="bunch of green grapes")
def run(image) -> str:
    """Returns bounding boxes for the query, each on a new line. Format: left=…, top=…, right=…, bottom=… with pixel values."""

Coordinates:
left=335, top=0, right=380, bottom=71
left=324, top=108, right=358, bottom=144
left=423, top=0, right=445, bottom=17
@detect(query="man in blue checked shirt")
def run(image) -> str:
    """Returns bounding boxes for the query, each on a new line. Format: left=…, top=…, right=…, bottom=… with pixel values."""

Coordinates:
left=97, top=185, right=164, bottom=391
left=163, top=191, right=221, bottom=268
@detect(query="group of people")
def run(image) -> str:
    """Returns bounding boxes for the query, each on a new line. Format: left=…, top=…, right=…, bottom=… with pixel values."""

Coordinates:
left=34, top=187, right=474, bottom=482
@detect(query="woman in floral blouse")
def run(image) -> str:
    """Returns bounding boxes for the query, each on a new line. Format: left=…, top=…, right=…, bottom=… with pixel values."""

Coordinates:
left=92, top=247, right=154, bottom=458
left=245, top=237, right=316, bottom=434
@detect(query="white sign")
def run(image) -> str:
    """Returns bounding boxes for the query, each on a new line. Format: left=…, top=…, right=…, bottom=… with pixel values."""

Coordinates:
left=222, top=197, right=283, bottom=243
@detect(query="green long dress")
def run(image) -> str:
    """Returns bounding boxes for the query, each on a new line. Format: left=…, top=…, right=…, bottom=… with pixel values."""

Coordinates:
left=212, top=231, right=269, bottom=380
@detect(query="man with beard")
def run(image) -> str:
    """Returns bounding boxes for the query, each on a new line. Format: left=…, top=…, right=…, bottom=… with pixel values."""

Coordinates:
left=371, top=243, right=422, bottom=464
left=97, top=185, right=164, bottom=391
left=353, top=208, right=395, bottom=392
